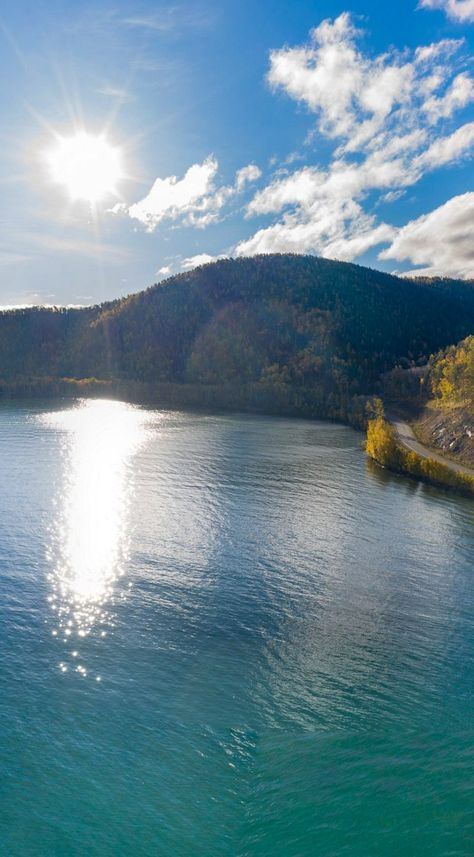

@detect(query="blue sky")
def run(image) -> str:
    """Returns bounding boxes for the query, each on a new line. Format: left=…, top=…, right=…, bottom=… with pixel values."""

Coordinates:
left=0, top=0, right=473, bottom=305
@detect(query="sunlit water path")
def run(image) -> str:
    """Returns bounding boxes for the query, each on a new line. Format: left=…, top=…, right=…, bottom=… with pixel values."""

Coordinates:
left=40, top=401, right=155, bottom=670
left=0, top=399, right=473, bottom=856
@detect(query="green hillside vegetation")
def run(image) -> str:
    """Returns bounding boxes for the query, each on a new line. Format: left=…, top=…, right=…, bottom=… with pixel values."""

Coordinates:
left=428, top=335, right=474, bottom=414
left=1, top=255, right=474, bottom=422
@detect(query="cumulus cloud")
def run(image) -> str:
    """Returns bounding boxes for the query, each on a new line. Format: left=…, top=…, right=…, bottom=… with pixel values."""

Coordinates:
left=113, top=12, right=474, bottom=279
left=237, top=197, right=396, bottom=260
left=267, top=13, right=472, bottom=154
left=235, top=14, right=474, bottom=272
left=113, top=159, right=262, bottom=232
left=419, top=0, right=474, bottom=23
left=271, top=20, right=403, bottom=152
left=113, top=157, right=219, bottom=231
left=380, top=193, right=474, bottom=278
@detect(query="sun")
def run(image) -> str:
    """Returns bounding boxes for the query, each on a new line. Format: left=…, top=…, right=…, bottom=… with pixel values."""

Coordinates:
left=46, top=132, right=123, bottom=203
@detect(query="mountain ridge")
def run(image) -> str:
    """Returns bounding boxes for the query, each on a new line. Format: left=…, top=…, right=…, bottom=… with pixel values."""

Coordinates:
left=1, top=254, right=474, bottom=423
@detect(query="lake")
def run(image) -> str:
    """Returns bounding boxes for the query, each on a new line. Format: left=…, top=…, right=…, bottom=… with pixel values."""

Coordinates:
left=1, top=399, right=473, bottom=856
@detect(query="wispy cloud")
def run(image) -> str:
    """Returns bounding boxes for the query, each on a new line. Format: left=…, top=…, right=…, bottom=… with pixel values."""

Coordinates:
left=235, top=164, right=262, bottom=191
left=120, top=14, right=177, bottom=31
left=119, top=4, right=216, bottom=33
left=419, top=0, right=474, bottom=23
left=95, top=84, right=133, bottom=101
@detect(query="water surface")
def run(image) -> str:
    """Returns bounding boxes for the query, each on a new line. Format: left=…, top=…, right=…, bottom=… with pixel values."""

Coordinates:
left=1, top=399, right=473, bottom=856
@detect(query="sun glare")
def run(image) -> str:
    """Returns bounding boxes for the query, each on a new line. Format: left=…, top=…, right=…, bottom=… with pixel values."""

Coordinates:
left=41, top=400, right=154, bottom=637
left=46, top=132, right=123, bottom=203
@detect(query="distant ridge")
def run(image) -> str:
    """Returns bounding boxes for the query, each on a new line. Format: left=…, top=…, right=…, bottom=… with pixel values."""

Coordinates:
left=1, top=254, right=473, bottom=421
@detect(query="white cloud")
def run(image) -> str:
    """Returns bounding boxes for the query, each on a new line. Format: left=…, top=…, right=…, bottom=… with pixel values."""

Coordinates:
left=267, top=14, right=472, bottom=154
left=422, top=73, right=474, bottom=122
left=267, top=13, right=427, bottom=152
left=268, top=13, right=366, bottom=141
left=247, top=166, right=325, bottom=216
left=237, top=196, right=396, bottom=260
left=414, top=38, right=464, bottom=64
left=235, top=15, right=474, bottom=272
left=119, top=7, right=214, bottom=32
left=181, top=253, right=223, bottom=270
left=122, top=157, right=219, bottom=231
left=114, top=158, right=262, bottom=232
left=96, top=84, right=132, bottom=101
left=235, top=164, right=262, bottom=191
left=110, top=13, right=474, bottom=280
left=380, top=193, right=474, bottom=278
left=120, top=14, right=176, bottom=31
left=419, top=0, right=474, bottom=23
left=323, top=223, right=398, bottom=262
left=415, top=121, right=474, bottom=168
left=379, top=190, right=406, bottom=204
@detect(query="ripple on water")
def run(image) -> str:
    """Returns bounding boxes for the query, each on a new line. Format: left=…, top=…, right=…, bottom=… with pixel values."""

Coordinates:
left=0, top=403, right=473, bottom=856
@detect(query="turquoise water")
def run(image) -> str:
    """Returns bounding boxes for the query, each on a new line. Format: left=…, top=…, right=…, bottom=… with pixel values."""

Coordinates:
left=0, top=399, right=473, bottom=856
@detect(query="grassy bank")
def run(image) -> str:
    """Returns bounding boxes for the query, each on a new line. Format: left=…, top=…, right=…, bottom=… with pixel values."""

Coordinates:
left=366, top=416, right=474, bottom=496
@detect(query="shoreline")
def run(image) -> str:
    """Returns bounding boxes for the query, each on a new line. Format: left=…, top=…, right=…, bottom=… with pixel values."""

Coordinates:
left=367, top=414, right=474, bottom=497
left=3, top=378, right=472, bottom=496
left=0, top=376, right=370, bottom=429
left=389, top=415, right=474, bottom=479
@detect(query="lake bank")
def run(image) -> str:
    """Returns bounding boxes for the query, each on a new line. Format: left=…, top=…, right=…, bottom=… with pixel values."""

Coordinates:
left=0, top=375, right=371, bottom=427
left=3, top=377, right=472, bottom=497
left=367, top=413, right=474, bottom=497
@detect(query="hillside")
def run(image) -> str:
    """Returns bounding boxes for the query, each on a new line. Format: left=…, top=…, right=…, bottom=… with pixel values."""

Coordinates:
left=381, top=334, right=474, bottom=467
left=1, top=254, right=474, bottom=421
left=428, top=335, right=474, bottom=415
left=406, top=336, right=474, bottom=467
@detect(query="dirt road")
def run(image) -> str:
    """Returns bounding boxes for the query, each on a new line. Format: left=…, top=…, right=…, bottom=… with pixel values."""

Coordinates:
left=388, top=415, right=474, bottom=479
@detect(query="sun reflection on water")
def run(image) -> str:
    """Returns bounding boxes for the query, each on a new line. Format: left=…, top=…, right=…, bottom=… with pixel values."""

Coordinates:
left=40, top=399, right=154, bottom=648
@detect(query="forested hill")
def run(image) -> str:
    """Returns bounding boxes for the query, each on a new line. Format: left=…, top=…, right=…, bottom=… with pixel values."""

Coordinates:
left=428, top=336, right=474, bottom=415
left=1, top=254, right=474, bottom=419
